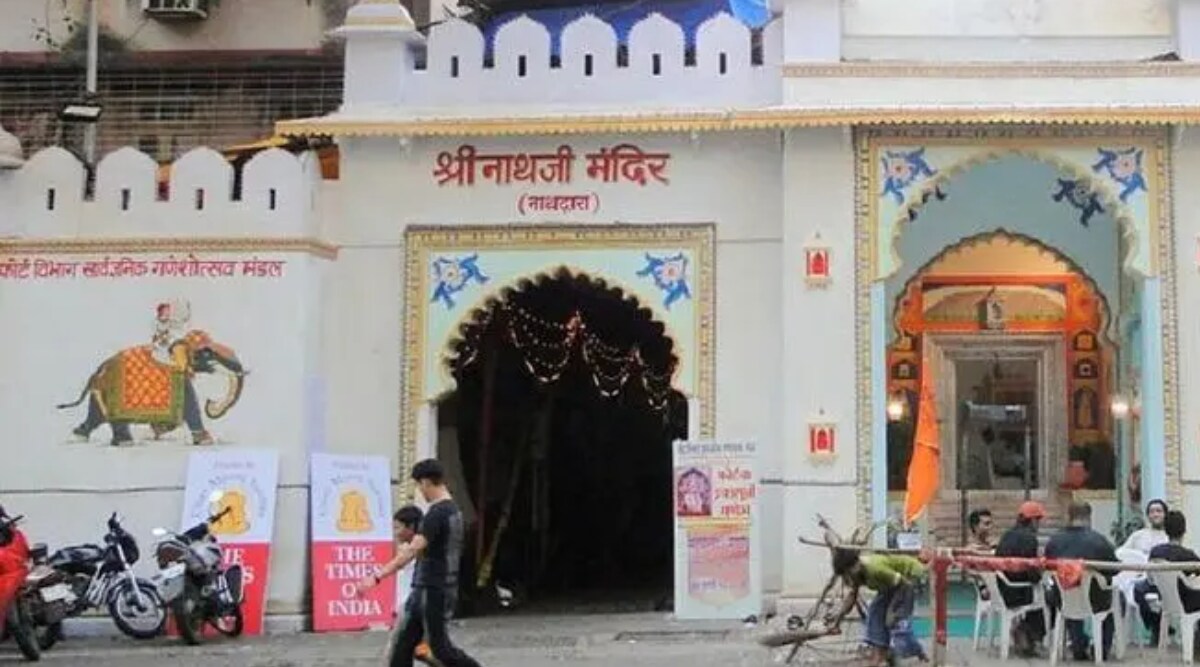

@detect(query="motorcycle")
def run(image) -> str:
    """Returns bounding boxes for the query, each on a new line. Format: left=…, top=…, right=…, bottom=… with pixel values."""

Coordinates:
left=152, top=491, right=244, bottom=645
left=24, top=513, right=165, bottom=649
left=0, top=514, right=40, bottom=661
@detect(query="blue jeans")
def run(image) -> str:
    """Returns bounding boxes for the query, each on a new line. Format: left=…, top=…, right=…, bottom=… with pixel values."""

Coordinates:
left=865, top=583, right=926, bottom=660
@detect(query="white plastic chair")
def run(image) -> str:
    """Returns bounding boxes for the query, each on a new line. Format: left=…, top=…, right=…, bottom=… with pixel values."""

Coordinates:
left=1049, top=571, right=1121, bottom=666
left=979, top=571, right=1048, bottom=659
left=972, top=576, right=993, bottom=651
left=1148, top=570, right=1200, bottom=664
left=1113, top=548, right=1149, bottom=654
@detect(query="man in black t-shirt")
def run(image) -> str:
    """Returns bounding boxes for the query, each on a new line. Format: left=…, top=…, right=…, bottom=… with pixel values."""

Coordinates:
left=1134, top=510, right=1200, bottom=643
left=1044, top=502, right=1118, bottom=661
left=387, top=459, right=480, bottom=667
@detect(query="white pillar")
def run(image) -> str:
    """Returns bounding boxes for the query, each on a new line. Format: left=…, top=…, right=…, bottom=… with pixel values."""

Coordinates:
left=1178, top=0, right=1200, bottom=60
left=687, top=396, right=702, bottom=439
left=782, top=0, right=842, bottom=62
left=334, top=0, right=425, bottom=109
left=415, top=402, right=437, bottom=463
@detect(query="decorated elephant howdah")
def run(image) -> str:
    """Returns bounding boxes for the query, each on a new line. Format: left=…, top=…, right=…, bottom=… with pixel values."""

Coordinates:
left=58, top=329, right=247, bottom=446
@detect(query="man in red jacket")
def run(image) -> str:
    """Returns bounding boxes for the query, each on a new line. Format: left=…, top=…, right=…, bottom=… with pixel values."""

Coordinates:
left=0, top=506, right=30, bottom=636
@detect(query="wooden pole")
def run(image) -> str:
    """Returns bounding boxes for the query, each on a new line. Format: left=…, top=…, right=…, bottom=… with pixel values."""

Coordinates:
left=800, top=537, right=1200, bottom=573
left=931, top=551, right=950, bottom=667
left=476, top=429, right=529, bottom=589
left=474, top=350, right=499, bottom=571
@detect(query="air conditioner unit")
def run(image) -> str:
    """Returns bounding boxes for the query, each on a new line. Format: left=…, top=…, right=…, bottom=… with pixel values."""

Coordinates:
left=142, top=0, right=210, bottom=20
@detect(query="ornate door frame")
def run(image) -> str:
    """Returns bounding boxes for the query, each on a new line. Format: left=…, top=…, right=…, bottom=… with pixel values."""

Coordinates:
left=926, top=332, right=1068, bottom=492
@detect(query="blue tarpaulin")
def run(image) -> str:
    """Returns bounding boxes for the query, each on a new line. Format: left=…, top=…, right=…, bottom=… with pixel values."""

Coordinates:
left=481, top=0, right=733, bottom=57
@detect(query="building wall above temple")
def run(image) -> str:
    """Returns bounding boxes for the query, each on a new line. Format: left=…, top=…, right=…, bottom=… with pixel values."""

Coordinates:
left=842, top=0, right=1173, bottom=61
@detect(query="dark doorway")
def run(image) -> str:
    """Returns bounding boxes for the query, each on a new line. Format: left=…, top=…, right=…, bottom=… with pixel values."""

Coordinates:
left=440, top=268, right=687, bottom=614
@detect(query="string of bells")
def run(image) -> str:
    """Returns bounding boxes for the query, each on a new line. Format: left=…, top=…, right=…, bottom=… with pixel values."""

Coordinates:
left=453, top=301, right=674, bottom=409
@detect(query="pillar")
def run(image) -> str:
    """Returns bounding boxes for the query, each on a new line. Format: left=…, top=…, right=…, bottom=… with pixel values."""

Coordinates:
left=781, top=0, right=842, bottom=62
left=335, top=0, right=425, bottom=109
left=1176, top=0, right=1200, bottom=61
left=1139, top=278, right=1168, bottom=503
left=871, top=282, right=889, bottom=545
left=687, top=396, right=702, bottom=439
left=416, top=402, right=437, bottom=462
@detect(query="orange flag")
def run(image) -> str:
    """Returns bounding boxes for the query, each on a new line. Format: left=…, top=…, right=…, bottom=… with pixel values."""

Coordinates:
left=903, top=368, right=940, bottom=526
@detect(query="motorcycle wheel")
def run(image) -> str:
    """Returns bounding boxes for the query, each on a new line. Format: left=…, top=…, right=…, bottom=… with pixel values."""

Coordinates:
left=210, top=605, right=243, bottom=638
left=171, top=583, right=204, bottom=646
left=35, top=622, right=60, bottom=651
left=108, top=579, right=166, bottom=640
left=7, top=599, right=42, bottom=661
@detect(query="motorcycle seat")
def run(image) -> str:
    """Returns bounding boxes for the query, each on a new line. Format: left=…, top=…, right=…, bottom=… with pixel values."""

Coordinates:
left=48, top=544, right=104, bottom=566
left=28, top=543, right=48, bottom=561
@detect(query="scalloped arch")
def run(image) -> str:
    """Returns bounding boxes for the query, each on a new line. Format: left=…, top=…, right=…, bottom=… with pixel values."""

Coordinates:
left=440, top=266, right=682, bottom=390
left=891, top=228, right=1115, bottom=342
left=886, top=149, right=1142, bottom=280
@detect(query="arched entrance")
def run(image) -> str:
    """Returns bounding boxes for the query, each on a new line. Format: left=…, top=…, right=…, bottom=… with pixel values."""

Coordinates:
left=856, top=128, right=1179, bottom=544
left=436, top=268, right=687, bottom=613
left=885, top=230, right=1117, bottom=541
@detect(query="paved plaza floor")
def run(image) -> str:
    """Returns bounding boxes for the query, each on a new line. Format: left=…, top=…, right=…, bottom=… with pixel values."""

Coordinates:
left=0, top=612, right=1189, bottom=666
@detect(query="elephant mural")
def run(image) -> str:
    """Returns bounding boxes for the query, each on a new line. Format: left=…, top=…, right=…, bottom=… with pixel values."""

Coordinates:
left=57, top=330, right=247, bottom=446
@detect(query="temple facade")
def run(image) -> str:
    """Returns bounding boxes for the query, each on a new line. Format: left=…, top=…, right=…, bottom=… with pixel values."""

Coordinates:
left=3, top=0, right=1200, bottom=620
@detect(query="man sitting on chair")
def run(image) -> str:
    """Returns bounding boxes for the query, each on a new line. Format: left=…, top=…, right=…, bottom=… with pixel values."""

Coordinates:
left=995, top=501, right=1046, bottom=656
left=1134, top=510, right=1200, bottom=645
left=1044, top=501, right=1118, bottom=662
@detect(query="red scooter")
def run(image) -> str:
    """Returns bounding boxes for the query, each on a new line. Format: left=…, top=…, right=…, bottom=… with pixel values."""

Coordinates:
left=0, top=513, right=41, bottom=661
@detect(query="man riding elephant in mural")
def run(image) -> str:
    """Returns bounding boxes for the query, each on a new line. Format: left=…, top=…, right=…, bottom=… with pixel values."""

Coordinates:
left=57, top=301, right=248, bottom=447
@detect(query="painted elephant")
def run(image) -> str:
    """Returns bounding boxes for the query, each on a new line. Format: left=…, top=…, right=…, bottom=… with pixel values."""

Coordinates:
left=57, top=330, right=247, bottom=446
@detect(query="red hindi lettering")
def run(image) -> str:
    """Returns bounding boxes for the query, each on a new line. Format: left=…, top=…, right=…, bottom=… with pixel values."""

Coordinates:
left=112, top=257, right=149, bottom=277
left=0, top=258, right=32, bottom=279
left=478, top=153, right=512, bottom=184
left=585, top=144, right=671, bottom=186
left=534, top=146, right=575, bottom=183
left=241, top=259, right=285, bottom=277
left=433, top=145, right=478, bottom=186
left=81, top=258, right=112, bottom=278
left=32, top=259, right=80, bottom=278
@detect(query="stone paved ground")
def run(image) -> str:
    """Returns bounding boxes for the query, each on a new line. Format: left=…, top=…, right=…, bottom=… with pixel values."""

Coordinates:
left=0, top=613, right=1188, bottom=666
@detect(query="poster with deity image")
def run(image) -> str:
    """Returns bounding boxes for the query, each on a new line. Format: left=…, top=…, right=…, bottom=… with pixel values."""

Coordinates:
left=179, top=448, right=280, bottom=637
left=309, top=453, right=396, bottom=632
left=672, top=440, right=760, bottom=620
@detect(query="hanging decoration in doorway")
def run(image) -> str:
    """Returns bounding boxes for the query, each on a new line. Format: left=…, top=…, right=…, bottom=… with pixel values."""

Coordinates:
left=808, top=421, right=836, bottom=461
left=451, top=302, right=676, bottom=410
left=1092, top=147, right=1147, bottom=202
left=430, top=254, right=490, bottom=309
left=636, top=253, right=692, bottom=309
left=1051, top=178, right=1105, bottom=227
left=804, top=235, right=831, bottom=288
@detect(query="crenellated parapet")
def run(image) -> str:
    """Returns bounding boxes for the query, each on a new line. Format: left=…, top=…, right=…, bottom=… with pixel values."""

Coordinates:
left=335, top=0, right=782, bottom=112
left=0, top=146, right=321, bottom=240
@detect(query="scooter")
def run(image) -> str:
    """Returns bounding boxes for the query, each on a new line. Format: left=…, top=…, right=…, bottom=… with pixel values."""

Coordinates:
left=151, top=491, right=244, bottom=645
left=0, top=514, right=41, bottom=662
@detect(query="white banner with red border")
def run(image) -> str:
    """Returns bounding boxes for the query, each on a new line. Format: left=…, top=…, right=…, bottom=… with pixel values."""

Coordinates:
left=310, top=453, right=396, bottom=632
left=672, top=440, right=761, bottom=620
left=180, top=448, right=280, bottom=636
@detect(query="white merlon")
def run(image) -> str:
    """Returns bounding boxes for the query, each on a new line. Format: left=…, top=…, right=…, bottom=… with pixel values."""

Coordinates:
left=336, top=11, right=782, bottom=111
left=1, top=147, right=318, bottom=240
